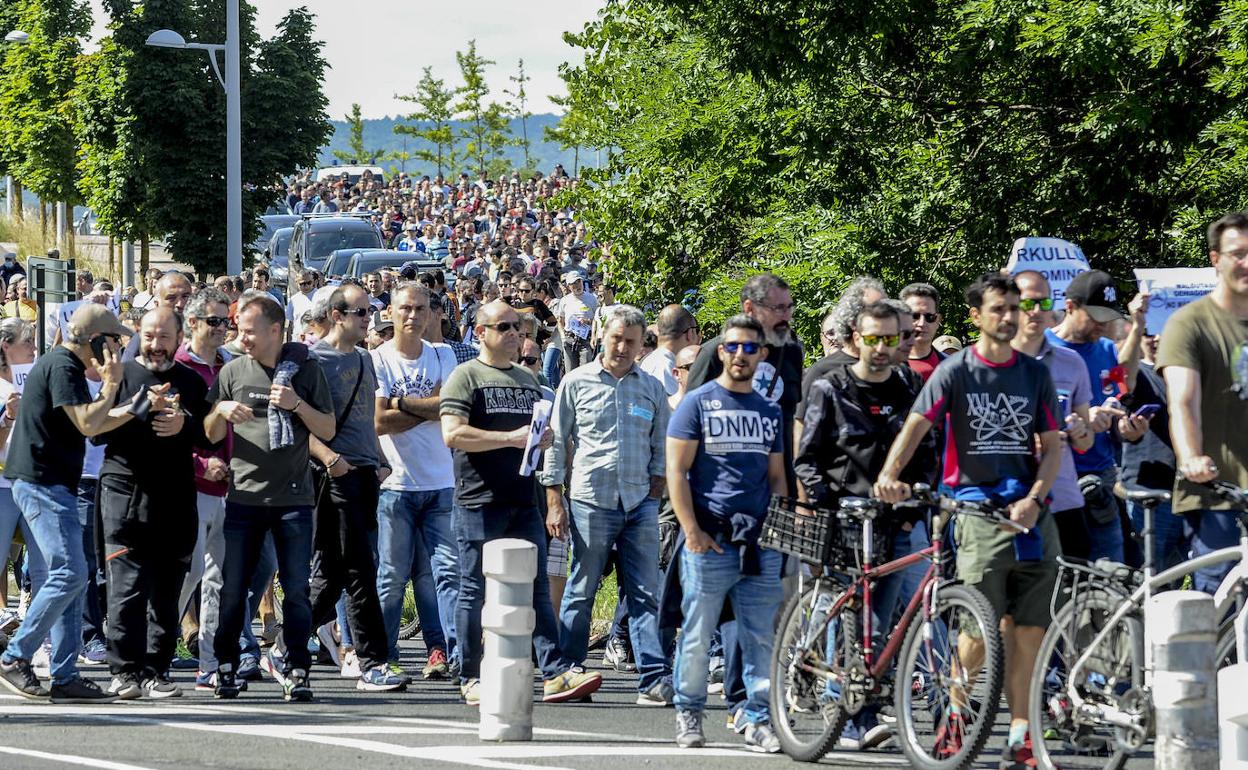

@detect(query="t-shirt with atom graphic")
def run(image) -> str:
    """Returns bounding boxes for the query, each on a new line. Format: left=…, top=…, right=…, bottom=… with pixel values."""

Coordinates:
left=911, top=346, right=1061, bottom=491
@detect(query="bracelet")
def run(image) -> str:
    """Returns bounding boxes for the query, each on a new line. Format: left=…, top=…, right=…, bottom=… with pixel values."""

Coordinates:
left=1028, top=494, right=1044, bottom=509
left=327, top=455, right=342, bottom=469
left=290, top=397, right=303, bottom=412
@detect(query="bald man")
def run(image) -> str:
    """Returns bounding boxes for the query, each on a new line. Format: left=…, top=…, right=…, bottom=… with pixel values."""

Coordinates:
left=669, top=344, right=701, bottom=411
left=96, top=306, right=213, bottom=699
left=640, top=304, right=699, bottom=396
left=123, top=272, right=194, bottom=361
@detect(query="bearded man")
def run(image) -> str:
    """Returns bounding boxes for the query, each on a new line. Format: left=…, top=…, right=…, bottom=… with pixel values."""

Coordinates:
left=96, top=306, right=213, bottom=700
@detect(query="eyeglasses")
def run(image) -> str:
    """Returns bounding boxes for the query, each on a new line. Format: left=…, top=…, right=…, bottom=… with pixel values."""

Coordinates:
left=339, top=307, right=371, bottom=318
left=912, top=312, right=939, bottom=323
left=196, top=316, right=229, bottom=328
left=482, top=321, right=520, bottom=333
left=517, top=287, right=533, bottom=294
left=861, top=334, right=901, bottom=347
left=1019, top=297, right=1055, bottom=312
left=297, top=281, right=313, bottom=287
left=758, top=301, right=794, bottom=313
left=676, top=364, right=692, bottom=371
left=821, top=328, right=837, bottom=339
left=518, top=355, right=539, bottom=365
left=723, top=341, right=761, bottom=355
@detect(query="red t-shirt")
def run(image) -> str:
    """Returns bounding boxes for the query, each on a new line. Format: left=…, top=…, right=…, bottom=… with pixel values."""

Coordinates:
left=907, top=349, right=943, bottom=383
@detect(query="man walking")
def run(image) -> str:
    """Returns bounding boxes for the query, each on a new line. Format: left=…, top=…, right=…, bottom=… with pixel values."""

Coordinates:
left=440, top=301, right=601, bottom=706
left=204, top=292, right=336, bottom=701
left=639, top=304, right=699, bottom=397
left=541, top=305, right=673, bottom=705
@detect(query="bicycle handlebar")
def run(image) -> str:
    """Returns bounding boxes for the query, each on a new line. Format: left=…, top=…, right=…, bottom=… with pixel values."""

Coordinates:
left=905, top=483, right=1031, bottom=534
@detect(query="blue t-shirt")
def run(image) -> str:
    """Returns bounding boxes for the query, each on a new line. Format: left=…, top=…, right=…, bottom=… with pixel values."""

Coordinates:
left=668, top=381, right=782, bottom=533
left=1045, top=329, right=1120, bottom=473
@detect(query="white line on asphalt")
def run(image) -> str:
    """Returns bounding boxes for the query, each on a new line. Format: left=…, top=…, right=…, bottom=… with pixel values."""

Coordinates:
left=0, top=745, right=156, bottom=770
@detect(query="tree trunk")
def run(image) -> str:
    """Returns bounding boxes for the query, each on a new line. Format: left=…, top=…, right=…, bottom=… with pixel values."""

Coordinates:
left=39, top=201, right=47, bottom=244
left=108, top=235, right=116, bottom=279
left=140, top=235, right=150, bottom=276
left=10, top=180, right=21, bottom=222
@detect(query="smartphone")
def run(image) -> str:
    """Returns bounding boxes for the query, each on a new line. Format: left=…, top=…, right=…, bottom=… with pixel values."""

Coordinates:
left=89, top=334, right=109, bottom=363
left=1132, top=403, right=1161, bottom=419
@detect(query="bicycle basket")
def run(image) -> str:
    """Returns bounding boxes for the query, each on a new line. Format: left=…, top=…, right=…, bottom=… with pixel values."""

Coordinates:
left=826, top=514, right=892, bottom=572
left=758, top=496, right=832, bottom=565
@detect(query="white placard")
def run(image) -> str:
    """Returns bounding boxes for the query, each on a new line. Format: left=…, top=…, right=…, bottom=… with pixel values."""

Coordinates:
left=1003, top=237, right=1091, bottom=303
left=1133, top=267, right=1217, bottom=335
left=10, top=362, right=33, bottom=394
left=519, top=399, right=553, bottom=477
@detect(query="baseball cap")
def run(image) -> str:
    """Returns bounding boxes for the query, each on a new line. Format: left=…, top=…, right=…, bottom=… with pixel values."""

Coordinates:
left=69, top=303, right=132, bottom=339
left=932, top=334, right=963, bottom=353
left=368, top=312, right=393, bottom=333
left=1065, top=270, right=1125, bottom=323
left=561, top=272, right=583, bottom=285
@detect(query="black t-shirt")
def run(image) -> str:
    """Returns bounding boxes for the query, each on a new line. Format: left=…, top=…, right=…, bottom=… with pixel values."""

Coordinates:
left=97, top=361, right=211, bottom=489
left=797, top=350, right=856, bottom=421
left=4, top=346, right=93, bottom=487
left=512, top=298, right=555, bottom=343
left=854, top=370, right=913, bottom=432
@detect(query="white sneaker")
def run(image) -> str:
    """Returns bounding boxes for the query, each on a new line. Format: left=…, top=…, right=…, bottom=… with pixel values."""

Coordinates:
left=0, top=608, right=20, bottom=634
left=31, top=640, right=51, bottom=679
left=339, top=648, right=361, bottom=679
left=316, top=622, right=342, bottom=668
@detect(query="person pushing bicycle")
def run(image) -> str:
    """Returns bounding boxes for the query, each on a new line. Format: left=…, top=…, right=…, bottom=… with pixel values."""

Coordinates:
left=874, top=272, right=1064, bottom=770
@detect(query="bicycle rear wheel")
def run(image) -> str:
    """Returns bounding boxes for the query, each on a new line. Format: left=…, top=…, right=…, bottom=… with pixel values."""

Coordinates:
left=769, top=579, right=855, bottom=762
left=398, top=582, right=422, bottom=641
left=894, top=583, right=1004, bottom=770
left=1027, top=588, right=1144, bottom=770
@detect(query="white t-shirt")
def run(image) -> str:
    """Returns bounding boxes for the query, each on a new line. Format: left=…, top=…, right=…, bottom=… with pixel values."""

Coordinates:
left=640, top=347, right=678, bottom=396
left=557, top=292, right=597, bottom=340
left=286, top=291, right=313, bottom=338
left=371, top=340, right=458, bottom=492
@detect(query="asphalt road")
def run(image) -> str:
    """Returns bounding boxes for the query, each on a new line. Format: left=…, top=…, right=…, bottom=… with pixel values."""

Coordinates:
left=0, top=634, right=1158, bottom=770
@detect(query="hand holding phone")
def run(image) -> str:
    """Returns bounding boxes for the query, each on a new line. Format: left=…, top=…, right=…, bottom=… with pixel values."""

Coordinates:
left=1132, top=403, right=1161, bottom=420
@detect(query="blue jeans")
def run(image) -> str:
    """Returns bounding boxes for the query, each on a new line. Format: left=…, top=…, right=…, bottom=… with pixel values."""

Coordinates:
left=1189, top=509, right=1241, bottom=595
left=76, top=479, right=105, bottom=646
left=240, top=534, right=277, bottom=660
left=216, top=503, right=314, bottom=672
left=454, top=502, right=561, bottom=682
left=1128, top=500, right=1190, bottom=581
left=561, top=498, right=668, bottom=691
left=376, top=488, right=459, bottom=662
left=542, top=346, right=562, bottom=391
left=4, top=481, right=85, bottom=684
left=409, top=531, right=447, bottom=653
left=673, top=542, right=782, bottom=724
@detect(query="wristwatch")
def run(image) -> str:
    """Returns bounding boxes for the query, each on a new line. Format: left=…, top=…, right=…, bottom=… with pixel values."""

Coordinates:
left=1028, top=494, right=1044, bottom=509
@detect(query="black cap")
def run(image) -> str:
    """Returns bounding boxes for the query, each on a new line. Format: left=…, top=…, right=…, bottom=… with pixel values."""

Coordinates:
left=1065, top=270, right=1125, bottom=323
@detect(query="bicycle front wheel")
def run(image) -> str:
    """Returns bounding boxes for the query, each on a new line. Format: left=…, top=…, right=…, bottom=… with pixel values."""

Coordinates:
left=769, top=579, right=855, bottom=762
left=894, top=583, right=1004, bottom=770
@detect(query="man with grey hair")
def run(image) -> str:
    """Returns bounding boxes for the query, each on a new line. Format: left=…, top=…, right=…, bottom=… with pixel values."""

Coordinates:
left=285, top=269, right=318, bottom=341
left=541, top=304, right=673, bottom=705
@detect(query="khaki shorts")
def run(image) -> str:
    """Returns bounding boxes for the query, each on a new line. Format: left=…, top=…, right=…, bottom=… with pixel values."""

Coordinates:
left=954, top=511, right=1060, bottom=629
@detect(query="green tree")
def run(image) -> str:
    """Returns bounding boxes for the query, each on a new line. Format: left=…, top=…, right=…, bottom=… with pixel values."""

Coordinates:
left=453, top=39, right=515, bottom=178
left=333, top=103, right=383, bottom=165
left=394, top=66, right=457, bottom=177
left=505, top=58, right=536, bottom=171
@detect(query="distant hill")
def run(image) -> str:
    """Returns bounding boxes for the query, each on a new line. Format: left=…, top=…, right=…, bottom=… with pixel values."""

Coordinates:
left=317, top=113, right=596, bottom=178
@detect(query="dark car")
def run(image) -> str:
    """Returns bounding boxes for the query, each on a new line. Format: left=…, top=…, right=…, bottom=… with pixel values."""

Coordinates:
left=261, top=227, right=295, bottom=285
left=252, top=214, right=299, bottom=255
left=289, top=214, right=384, bottom=276
left=344, top=250, right=416, bottom=280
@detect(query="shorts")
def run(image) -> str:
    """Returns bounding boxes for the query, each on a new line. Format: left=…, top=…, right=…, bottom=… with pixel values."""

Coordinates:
left=954, top=511, right=1060, bottom=629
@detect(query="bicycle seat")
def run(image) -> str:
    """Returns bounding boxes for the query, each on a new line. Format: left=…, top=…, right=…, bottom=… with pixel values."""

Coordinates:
left=838, top=497, right=882, bottom=520
left=1115, top=484, right=1171, bottom=506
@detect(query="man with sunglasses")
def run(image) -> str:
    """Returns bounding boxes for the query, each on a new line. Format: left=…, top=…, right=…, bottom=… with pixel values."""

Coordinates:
left=285, top=269, right=317, bottom=342
left=440, top=301, right=602, bottom=707
left=668, top=315, right=786, bottom=753
left=900, top=282, right=945, bottom=383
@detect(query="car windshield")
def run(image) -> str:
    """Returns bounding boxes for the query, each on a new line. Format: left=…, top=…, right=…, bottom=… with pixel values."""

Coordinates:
left=269, top=230, right=293, bottom=263
left=323, top=251, right=360, bottom=277
left=351, top=255, right=406, bottom=277
left=308, top=228, right=381, bottom=260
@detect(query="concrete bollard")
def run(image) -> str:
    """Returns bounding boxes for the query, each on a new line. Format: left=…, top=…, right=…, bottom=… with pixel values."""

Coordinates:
left=1150, top=590, right=1218, bottom=770
left=479, top=538, right=537, bottom=742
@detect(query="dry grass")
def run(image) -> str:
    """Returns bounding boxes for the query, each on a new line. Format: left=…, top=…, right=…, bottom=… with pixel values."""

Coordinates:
left=0, top=215, right=111, bottom=281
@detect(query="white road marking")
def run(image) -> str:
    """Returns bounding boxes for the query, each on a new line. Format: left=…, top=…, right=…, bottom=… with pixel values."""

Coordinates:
left=0, top=745, right=156, bottom=770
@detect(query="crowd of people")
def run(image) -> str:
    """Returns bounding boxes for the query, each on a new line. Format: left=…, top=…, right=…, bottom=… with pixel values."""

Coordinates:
left=0, top=167, right=1244, bottom=770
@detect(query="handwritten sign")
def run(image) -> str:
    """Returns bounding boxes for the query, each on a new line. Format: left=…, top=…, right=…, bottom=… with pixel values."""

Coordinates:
left=1133, top=267, right=1216, bottom=335
left=1003, top=237, right=1091, bottom=303
left=10, top=363, right=33, bottom=394
left=519, top=399, right=553, bottom=477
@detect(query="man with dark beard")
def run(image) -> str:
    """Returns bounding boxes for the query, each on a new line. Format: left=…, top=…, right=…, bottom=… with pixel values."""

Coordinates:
left=96, top=307, right=212, bottom=699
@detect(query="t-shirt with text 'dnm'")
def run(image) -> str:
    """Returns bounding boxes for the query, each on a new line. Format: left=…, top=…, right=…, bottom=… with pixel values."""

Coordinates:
left=912, top=347, right=1061, bottom=492
left=667, top=380, right=782, bottom=534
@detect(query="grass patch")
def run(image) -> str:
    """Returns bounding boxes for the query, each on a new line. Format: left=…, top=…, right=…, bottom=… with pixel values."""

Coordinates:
left=0, top=215, right=110, bottom=281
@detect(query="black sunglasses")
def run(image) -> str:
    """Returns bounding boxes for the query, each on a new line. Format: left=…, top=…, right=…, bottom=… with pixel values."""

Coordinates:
left=339, top=307, right=371, bottom=318
left=197, top=316, right=229, bottom=328
left=519, top=355, right=539, bottom=365
left=912, top=312, right=939, bottom=323
left=481, top=321, right=520, bottom=333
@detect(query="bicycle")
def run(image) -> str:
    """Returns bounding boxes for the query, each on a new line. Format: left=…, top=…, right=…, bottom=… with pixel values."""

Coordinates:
left=1028, top=480, right=1248, bottom=769
left=765, top=483, right=1028, bottom=769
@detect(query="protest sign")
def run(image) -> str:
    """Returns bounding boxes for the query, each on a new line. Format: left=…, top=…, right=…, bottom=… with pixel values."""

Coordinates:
left=519, top=399, right=553, bottom=477
left=1003, top=237, right=1091, bottom=303
left=1133, top=267, right=1216, bottom=335
left=9, top=363, right=33, bottom=394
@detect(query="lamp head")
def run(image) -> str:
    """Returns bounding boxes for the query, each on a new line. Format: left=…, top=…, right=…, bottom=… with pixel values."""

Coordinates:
left=144, top=29, right=187, bottom=48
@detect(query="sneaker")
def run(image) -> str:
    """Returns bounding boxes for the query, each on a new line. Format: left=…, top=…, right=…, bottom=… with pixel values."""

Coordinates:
left=603, top=637, right=637, bottom=673
left=447, top=654, right=462, bottom=681
left=107, top=673, right=143, bottom=700
left=31, top=640, right=50, bottom=679
left=259, top=621, right=281, bottom=648
left=744, top=721, right=781, bottom=754
left=423, top=647, right=449, bottom=680
left=729, top=707, right=749, bottom=734
left=339, top=649, right=362, bottom=679
left=460, top=678, right=480, bottom=706
left=195, top=670, right=216, bottom=692
left=214, top=664, right=240, bottom=700
left=587, top=631, right=609, bottom=652
left=675, top=709, right=705, bottom=748
left=1000, top=736, right=1038, bottom=770
left=0, top=607, right=18, bottom=634
left=316, top=622, right=342, bottom=668
left=636, top=679, right=675, bottom=706
left=237, top=653, right=262, bottom=682
left=259, top=648, right=286, bottom=685
left=933, top=709, right=967, bottom=759
left=707, top=665, right=724, bottom=694
left=49, top=676, right=118, bottom=704
left=282, top=668, right=313, bottom=702
left=861, top=721, right=894, bottom=750
left=0, top=657, right=48, bottom=699
left=357, top=665, right=405, bottom=692
left=142, top=672, right=182, bottom=699
left=838, top=720, right=865, bottom=750
left=169, top=655, right=199, bottom=671
left=77, top=639, right=108, bottom=666
left=542, top=668, right=602, bottom=703
left=385, top=660, right=411, bottom=684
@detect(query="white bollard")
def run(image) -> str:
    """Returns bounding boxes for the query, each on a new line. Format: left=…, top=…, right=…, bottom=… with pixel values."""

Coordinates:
left=1150, top=590, right=1218, bottom=770
left=1219, top=663, right=1248, bottom=769
left=479, top=538, right=537, bottom=742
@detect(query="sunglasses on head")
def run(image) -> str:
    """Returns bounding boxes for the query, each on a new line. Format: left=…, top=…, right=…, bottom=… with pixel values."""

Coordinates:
left=482, top=321, right=519, bottom=333
left=1019, top=297, right=1055, bottom=312
left=519, top=355, right=539, bottom=365
left=861, top=334, right=901, bottom=347
left=912, top=312, right=938, bottom=322
left=198, top=316, right=229, bottom=328
left=723, top=341, right=761, bottom=355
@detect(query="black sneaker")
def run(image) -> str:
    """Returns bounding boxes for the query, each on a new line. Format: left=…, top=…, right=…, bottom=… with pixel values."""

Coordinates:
left=0, top=657, right=48, bottom=699
left=283, top=668, right=313, bottom=702
left=214, top=664, right=240, bottom=700
left=49, top=676, right=118, bottom=704
left=142, top=672, right=182, bottom=699
left=603, top=636, right=637, bottom=673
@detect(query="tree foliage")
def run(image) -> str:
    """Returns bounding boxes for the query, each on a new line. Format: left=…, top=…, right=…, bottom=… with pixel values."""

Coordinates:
left=454, top=39, right=515, bottom=179
left=505, top=58, right=536, bottom=172
left=394, top=66, right=458, bottom=178
left=333, top=103, right=382, bottom=164
left=558, top=0, right=1248, bottom=347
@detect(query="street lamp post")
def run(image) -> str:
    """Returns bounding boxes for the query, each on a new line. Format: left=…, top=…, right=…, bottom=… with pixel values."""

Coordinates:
left=146, top=0, right=242, bottom=277
left=2, top=31, right=30, bottom=221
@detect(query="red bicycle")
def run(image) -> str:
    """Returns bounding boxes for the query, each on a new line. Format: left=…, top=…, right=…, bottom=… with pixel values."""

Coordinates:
left=763, top=483, right=1023, bottom=769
